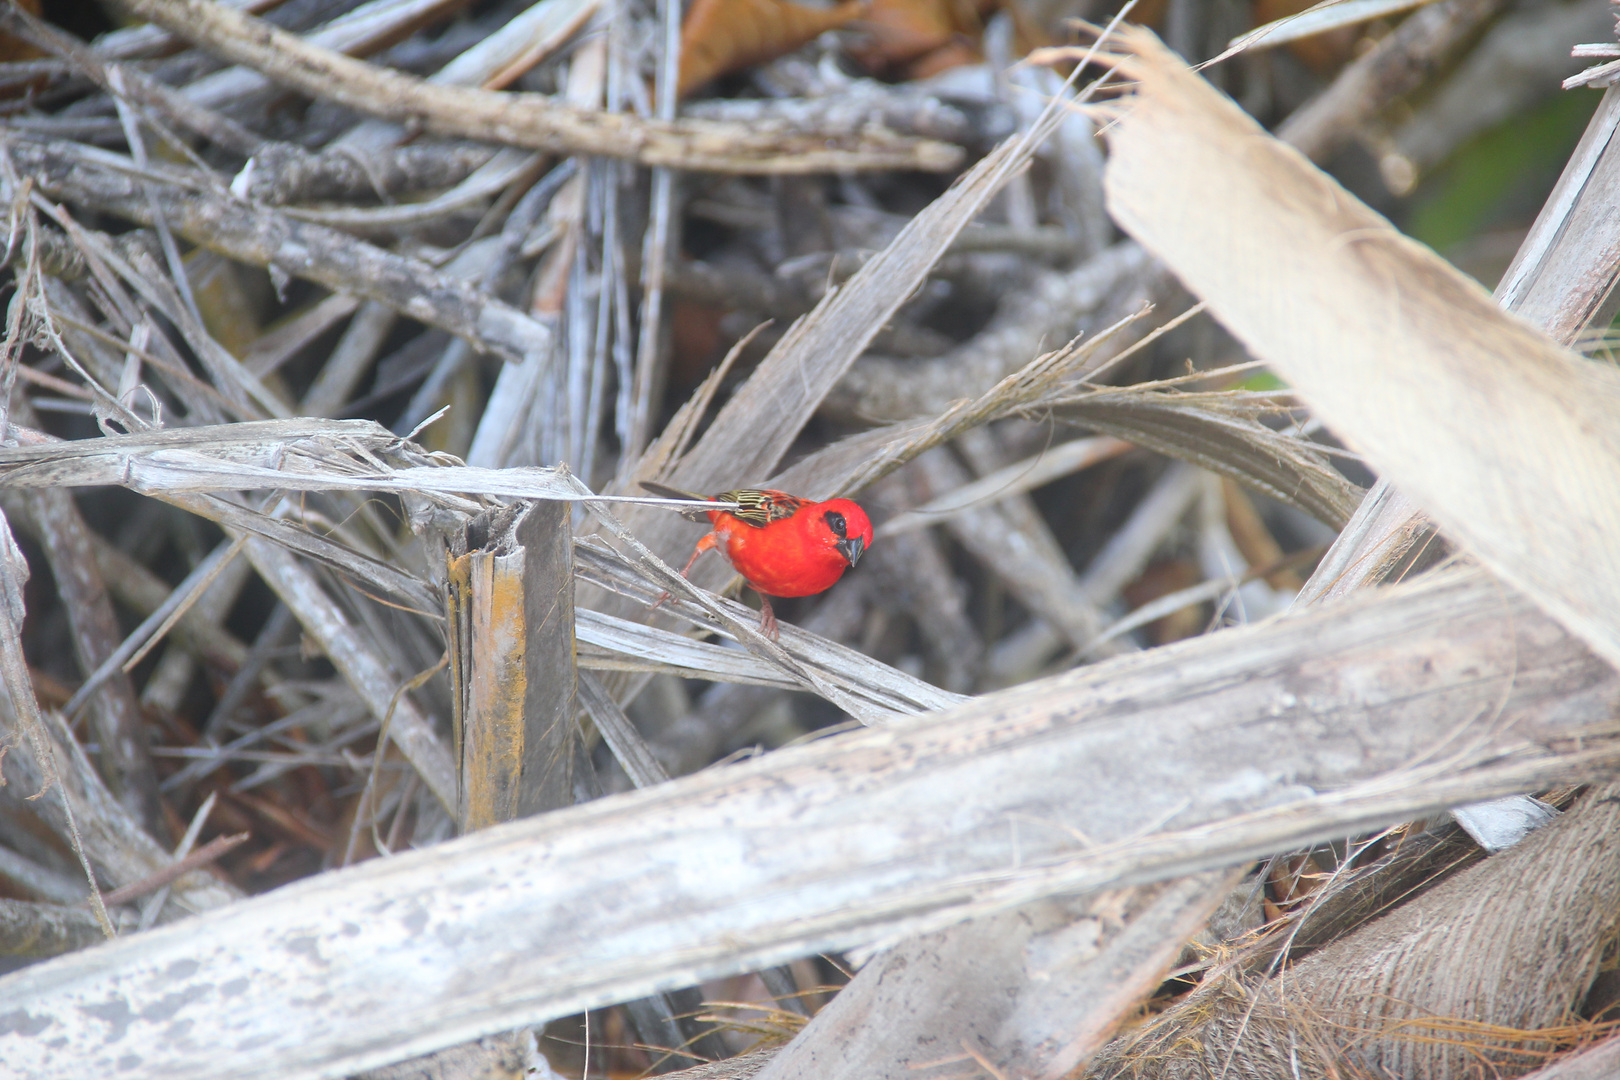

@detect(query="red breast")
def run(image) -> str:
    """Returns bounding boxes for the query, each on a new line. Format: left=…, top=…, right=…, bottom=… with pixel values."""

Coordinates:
left=712, top=495, right=873, bottom=599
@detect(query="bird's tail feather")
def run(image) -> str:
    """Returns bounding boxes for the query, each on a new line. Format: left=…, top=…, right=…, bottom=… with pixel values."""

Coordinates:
left=639, top=481, right=714, bottom=521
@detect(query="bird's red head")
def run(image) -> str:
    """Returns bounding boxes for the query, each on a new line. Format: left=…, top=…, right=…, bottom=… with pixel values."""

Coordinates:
left=815, top=498, right=873, bottom=570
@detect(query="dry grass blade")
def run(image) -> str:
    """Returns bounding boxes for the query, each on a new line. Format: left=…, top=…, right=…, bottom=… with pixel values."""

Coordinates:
left=770, top=310, right=1162, bottom=500
left=574, top=525, right=961, bottom=719
left=0, top=418, right=944, bottom=719
left=1496, top=83, right=1620, bottom=347
left=277, top=151, right=542, bottom=231
left=773, top=311, right=1354, bottom=532
left=578, top=671, right=670, bottom=788
left=243, top=537, right=457, bottom=813
left=0, top=689, right=240, bottom=917
left=876, top=436, right=1131, bottom=539
left=0, top=4, right=264, bottom=157
left=1221, top=0, right=1441, bottom=58
left=0, top=418, right=697, bottom=511
left=1049, top=385, right=1361, bottom=529
left=6, top=400, right=165, bottom=839
left=822, top=241, right=1160, bottom=423
left=6, top=138, right=552, bottom=365
left=576, top=611, right=802, bottom=691
left=1100, top=25, right=1620, bottom=668
left=0, top=509, right=113, bottom=937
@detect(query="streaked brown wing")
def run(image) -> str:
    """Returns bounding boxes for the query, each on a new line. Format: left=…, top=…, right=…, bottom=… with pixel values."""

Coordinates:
left=714, top=489, right=806, bottom=528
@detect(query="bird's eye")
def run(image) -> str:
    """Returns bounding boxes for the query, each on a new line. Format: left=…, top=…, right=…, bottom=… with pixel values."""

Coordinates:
left=823, top=510, right=847, bottom=537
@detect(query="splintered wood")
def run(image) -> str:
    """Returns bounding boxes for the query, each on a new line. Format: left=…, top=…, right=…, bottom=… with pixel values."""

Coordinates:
left=447, top=501, right=578, bottom=829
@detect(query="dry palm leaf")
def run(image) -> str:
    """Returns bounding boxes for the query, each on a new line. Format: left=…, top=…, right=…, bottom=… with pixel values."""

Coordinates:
left=572, top=539, right=965, bottom=715
left=1086, top=783, right=1620, bottom=1080
left=0, top=420, right=955, bottom=720
left=1097, top=24, right=1620, bottom=670
left=772, top=310, right=1360, bottom=530
left=1049, top=384, right=1360, bottom=530
left=7, top=567, right=1620, bottom=1079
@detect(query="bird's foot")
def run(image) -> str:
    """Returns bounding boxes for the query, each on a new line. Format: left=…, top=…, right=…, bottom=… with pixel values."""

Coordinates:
left=758, top=595, right=779, bottom=642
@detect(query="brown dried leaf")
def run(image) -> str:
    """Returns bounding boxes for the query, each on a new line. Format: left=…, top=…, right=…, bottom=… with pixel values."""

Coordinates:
left=0, top=0, right=41, bottom=70
left=848, top=0, right=995, bottom=75
left=680, top=0, right=865, bottom=97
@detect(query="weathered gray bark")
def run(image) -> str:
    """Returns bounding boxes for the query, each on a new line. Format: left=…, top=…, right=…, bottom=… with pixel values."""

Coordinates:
left=0, top=569, right=1617, bottom=1079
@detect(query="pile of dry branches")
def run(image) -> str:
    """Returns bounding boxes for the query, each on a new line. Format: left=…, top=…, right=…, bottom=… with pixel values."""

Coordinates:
left=1, top=0, right=1619, bottom=1078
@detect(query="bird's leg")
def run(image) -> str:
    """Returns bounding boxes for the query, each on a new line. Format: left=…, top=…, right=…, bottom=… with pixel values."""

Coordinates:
left=652, top=532, right=718, bottom=612
left=757, top=593, right=779, bottom=642
left=681, top=532, right=719, bottom=577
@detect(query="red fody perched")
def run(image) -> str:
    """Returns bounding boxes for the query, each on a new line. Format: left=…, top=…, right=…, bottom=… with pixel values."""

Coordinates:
left=641, top=482, right=873, bottom=640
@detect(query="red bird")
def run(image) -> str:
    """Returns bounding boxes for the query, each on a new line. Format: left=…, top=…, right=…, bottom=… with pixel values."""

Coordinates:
left=642, top=482, right=873, bottom=640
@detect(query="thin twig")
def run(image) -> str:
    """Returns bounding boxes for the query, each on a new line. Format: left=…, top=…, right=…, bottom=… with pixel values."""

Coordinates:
left=100, top=832, right=249, bottom=908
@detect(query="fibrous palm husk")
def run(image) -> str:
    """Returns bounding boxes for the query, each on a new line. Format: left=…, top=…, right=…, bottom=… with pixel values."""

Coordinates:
left=1087, top=783, right=1620, bottom=1080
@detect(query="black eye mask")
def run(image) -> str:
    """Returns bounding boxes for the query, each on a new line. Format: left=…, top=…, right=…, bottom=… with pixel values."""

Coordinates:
left=823, top=510, right=847, bottom=538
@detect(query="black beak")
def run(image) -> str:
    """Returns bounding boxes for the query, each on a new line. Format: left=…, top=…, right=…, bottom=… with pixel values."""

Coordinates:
left=836, top=535, right=866, bottom=568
